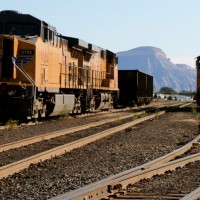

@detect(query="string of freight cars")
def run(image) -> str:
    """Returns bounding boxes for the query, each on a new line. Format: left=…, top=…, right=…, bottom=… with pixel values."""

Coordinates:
left=0, top=10, right=153, bottom=122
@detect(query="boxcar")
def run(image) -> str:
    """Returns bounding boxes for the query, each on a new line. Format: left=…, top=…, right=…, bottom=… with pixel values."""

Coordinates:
left=118, top=70, right=153, bottom=107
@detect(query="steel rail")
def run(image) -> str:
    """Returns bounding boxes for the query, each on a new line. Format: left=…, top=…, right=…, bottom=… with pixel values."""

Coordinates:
left=156, top=101, right=192, bottom=109
left=0, top=100, right=189, bottom=132
left=51, top=153, right=200, bottom=200
left=0, top=111, right=166, bottom=179
left=179, top=102, right=193, bottom=108
left=49, top=136, right=200, bottom=200
left=115, top=153, right=200, bottom=189
left=112, top=192, right=185, bottom=199
left=0, top=111, right=145, bottom=152
left=180, top=186, right=200, bottom=200
left=3, top=98, right=187, bottom=152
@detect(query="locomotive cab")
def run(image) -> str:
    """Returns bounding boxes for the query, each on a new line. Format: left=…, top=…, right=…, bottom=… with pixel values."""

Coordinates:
left=0, top=10, right=56, bottom=43
left=0, top=10, right=59, bottom=120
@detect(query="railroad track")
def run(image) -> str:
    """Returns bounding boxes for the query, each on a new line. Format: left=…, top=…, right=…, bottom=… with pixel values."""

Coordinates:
left=0, top=100, right=189, bottom=131
left=0, top=111, right=145, bottom=152
left=0, top=101, right=198, bottom=200
left=110, top=189, right=200, bottom=200
left=50, top=137, right=200, bottom=200
left=0, top=110, right=166, bottom=179
left=0, top=101, right=191, bottom=153
left=0, top=102, right=192, bottom=179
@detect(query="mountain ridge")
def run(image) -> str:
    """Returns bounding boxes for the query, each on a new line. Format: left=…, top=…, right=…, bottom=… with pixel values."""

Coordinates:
left=117, top=46, right=196, bottom=92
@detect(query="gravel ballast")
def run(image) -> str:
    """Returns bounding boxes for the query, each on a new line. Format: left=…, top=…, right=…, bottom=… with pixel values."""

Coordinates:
left=0, top=106, right=200, bottom=200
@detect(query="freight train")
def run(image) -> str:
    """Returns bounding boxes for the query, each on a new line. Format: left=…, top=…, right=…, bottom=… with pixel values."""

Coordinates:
left=0, top=10, right=153, bottom=121
left=196, top=56, right=200, bottom=106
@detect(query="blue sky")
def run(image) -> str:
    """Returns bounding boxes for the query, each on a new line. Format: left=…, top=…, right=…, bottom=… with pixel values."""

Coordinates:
left=1, top=0, right=199, bottom=67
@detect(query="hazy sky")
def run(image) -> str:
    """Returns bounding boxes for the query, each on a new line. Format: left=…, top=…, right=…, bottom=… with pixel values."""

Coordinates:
left=1, top=0, right=199, bottom=67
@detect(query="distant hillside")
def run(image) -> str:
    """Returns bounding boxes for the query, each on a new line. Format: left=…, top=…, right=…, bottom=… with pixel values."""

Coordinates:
left=117, top=46, right=196, bottom=92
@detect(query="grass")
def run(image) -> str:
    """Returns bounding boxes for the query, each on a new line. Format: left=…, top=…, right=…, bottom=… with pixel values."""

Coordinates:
left=4, top=119, right=18, bottom=131
left=115, top=118, right=122, bottom=123
left=155, top=109, right=161, bottom=116
left=60, top=105, right=70, bottom=119
left=132, top=115, right=139, bottom=121
left=191, top=107, right=199, bottom=120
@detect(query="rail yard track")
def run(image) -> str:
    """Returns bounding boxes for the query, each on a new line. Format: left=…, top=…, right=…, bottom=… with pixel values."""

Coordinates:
left=0, top=110, right=165, bottom=178
left=0, top=101, right=187, bottom=152
left=0, top=10, right=198, bottom=200
left=0, top=101, right=199, bottom=200
left=50, top=140, right=200, bottom=200
left=0, top=111, right=146, bottom=153
left=0, top=102, right=190, bottom=178
left=0, top=101, right=190, bottom=148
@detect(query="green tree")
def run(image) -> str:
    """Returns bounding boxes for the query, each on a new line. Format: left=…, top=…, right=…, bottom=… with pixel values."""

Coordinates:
left=159, top=87, right=177, bottom=94
left=179, top=90, right=193, bottom=96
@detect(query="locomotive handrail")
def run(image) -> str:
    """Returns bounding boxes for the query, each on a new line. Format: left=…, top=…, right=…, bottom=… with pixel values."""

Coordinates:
left=12, top=57, right=36, bottom=99
left=12, top=57, right=35, bottom=85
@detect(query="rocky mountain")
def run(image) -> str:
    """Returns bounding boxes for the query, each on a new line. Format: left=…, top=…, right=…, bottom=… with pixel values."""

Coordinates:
left=117, top=46, right=196, bottom=92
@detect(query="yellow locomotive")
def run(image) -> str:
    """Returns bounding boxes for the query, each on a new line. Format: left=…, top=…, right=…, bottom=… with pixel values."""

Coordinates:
left=0, top=10, right=118, bottom=120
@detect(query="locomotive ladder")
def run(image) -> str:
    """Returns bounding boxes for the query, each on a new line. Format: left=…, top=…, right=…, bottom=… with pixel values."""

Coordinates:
left=12, top=57, right=36, bottom=116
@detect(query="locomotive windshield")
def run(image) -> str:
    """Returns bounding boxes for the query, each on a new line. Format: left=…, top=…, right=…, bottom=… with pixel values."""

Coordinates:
left=2, top=23, right=39, bottom=36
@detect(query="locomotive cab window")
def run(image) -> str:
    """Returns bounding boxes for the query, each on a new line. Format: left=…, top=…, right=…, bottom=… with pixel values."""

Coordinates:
left=5, top=24, right=39, bottom=36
